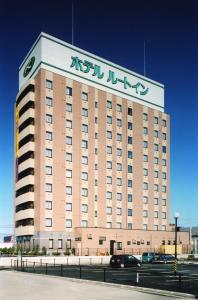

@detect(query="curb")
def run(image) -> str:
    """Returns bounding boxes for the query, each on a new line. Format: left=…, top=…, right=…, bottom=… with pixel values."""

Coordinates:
left=7, top=269, right=196, bottom=299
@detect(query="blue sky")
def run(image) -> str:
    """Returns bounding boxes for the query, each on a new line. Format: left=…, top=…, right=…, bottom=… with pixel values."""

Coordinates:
left=0, top=0, right=197, bottom=239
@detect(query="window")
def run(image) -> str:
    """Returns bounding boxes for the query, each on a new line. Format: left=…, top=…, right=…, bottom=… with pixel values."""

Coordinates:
left=106, top=206, right=112, bottom=214
left=107, top=131, right=112, bottom=139
left=128, top=107, right=133, bottom=116
left=143, top=141, right=148, bottom=148
left=143, top=196, right=148, bottom=204
left=46, top=131, right=52, bottom=141
left=162, top=199, right=166, bottom=206
left=162, top=212, right=166, bottom=219
left=106, top=176, right=112, bottom=184
left=95, top=163, right=98, bottom=170
left=162, top=172, right=166, bottom=179
left=128, top=223, right=132, bottom=230
left=117, top=119, right=122, bottom=127
left=128, top=194, right=133, bottom=202
left=162, top=185, right=166, bottom=193
left=117, top=163, right=122, bottom=171
left=46, top=97, right=53, bottom=107
left=46, top=79, right=53, bottom=89
left=143, top=210, right=148, bottom=217
left=154, top=184, right=158, bottom=191
left=162, top=159, right=166, bottom=166
left=95, top=101, right=98, bottom=108
left=154, top=211, right=159, bottom=218
left=49, top=239, right=53, bottom=249
left=154, top=198, right=159, bottom=205
left=162, top=133, right=166, bottom=140
left=45, top=201, right=52, bottom=210
left=117, top=178, right=122, bottom=186
left=82, top=156, right=88, bottom=164
left=66, top=86, right=72, bottom=96
left=95, top=117, right=98, bottom=123
left=154, top=157, right=158, bottom=164
left=128, top=165, right=133, bottom=173
left=154, top=171, right=158, bottom=178
left=45, top=183, right=52, bottom=192
left=107, top=161, right=112, bottom=169
left=82, top=204, right=88, bottom=213
left=116, top=104, right=122, bottom=112
left=117, top=223, right=122, bottom=229
left=82, top=124, right=88, bottom=133
left=143, top=182, right=148, bottom=190
left=162, top=146, right=166, bottom=153
left=66, top=103, right=72, bottom=112
left=82, top=188, right=88, bottom=197
left=95, top=132, right=98, bottom=139
left=66, top=169, right=72, bottom=178
left=107, top=116, right=112, bottom=124
left=162, top=119, right=166, bottom=127
left=45, top=218, right=52, bottom=227
left=154, top=116, right=158, bottom=124
left=128, top=180, right=132, bottom=187
left=82, top=140, right=88, bottom=149
left=128, top=122, right=133, bottom=130
left=82, top=172, right=88, bottom=180
left=116, top=208, right=122, bottom=215
left=143, top=127, right=148, bottom=135
left=117, top=242, right=122, bottom=250
left=46, top=114, right=53, bottom=124
left=128, top=209, right=132, bottom=216
left=106, top=222, right=112, bottom=228
left=128, top=151, right=133, bottom=159
left=154, top=144, right=159, bottom=151
left=82, top=92, right=88, bottom=101
left=45, top=148, right=52, bottom=158
left=154, top=130, right=159, bottom=138
left=117, top=193, right=122, bottom=201
left=66, top=120, right=72, bottom=129
left=128, top=136, right=132, bottom=144
left=66, top=186, right=72, bottom=195
left=66, top=152, right=72, bottom=162
left=107, top=146, right=112, bottom=154
left=143, top=113, right=148, bottom=121
left=106, top=191, right=112, bottom=199
left=117, top=148, right=122, bottom=156
left=162, top=225, right=166, bottom=231
left=107, top=100, right=112, bottom=109
left=143, top=168, right=148, bottom=176
left=143, top=224, right=147, bottom=230
left=117, top=133, right=122, bottom=142
left=81, top=220, right=88, bottom=227
left=45, top=166, right=52, bottom=175
left=143, top=155, right=148, bottom=162
left=66, top=219, right=72, bottom=228
left=58, top=239, right=63, bottom=249
left=153, top=225, right=158, bottom=231
left=82, top=108, right=88, bottom=117
left=65, top=203, right=72, bottom=211
left=66, top=136, right=72, bottom=145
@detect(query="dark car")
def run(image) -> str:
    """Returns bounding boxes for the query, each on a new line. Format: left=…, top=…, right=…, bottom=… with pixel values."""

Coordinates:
left=152, top=254, right=175, bottom=264
left=110, top=254, right=142, bottom=268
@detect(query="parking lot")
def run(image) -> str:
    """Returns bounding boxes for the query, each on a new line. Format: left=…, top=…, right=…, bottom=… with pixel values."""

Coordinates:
left=12, top=260, right=198, bottom=296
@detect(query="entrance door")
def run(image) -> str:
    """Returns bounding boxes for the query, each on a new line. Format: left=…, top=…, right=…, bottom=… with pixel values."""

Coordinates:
left=110, top=240, right=115, bottom=255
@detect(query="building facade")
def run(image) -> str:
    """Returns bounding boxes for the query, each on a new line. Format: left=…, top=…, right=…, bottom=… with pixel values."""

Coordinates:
left=14, top=33, right=189, bottom=254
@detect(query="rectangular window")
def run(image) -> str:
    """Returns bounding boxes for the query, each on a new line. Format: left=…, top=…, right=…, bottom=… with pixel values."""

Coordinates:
left=154, top=116, right=158, bottom=124
left=154, top=130, right=159, bottom=138
left=66, top=169, right=72, bottom=178
left=154, top=144, right=159, bottom=151
left=128, top=180, right=132, bottom=187
left=117, top=178, right=122, bottom=186
left=45, top=218, right=52, bottom=227
left=117, top=163, right=122, bottom=171
left=81, top=204, right=88, bottom=213
left=128, top=122, right=133, bottom=130
left=58, top=239, right=63, bottom=249
left=45, top=148, right=52, bottom=158
left=143, top=113, right=148, bottom=121
left=162, top=133, right=166, bottom=140
left=143, top=127, right=148, bottom=135
left=162, top=212, right=166, bottom=219
left=82, top=156, right=88, bottom=164
left=106, top=222, right=112, bottom=228
left=154, top=211, right=159, bottom=218
left=66, top=136, right=72, bottom=145
left=46, top=131, right=52, bottom=141
left=117, top=119, right=122, bottom=127
left=162, top=146, right=166, bottom=153
left=46, top=114, right=53, bottom=124
left=116, top=223, right=122, bottom=229
left=107, top=131, right=112, bottom=139
left=66, top=219, right=72, bottom=228
left=106, top=206, right=112, bottom=214
left=128, top=194, right=133, bottom=202
left=82, top=92, right=88, bottom=101
left=162, top=119, right=166, bottom=127
left=82, top=188, right=88, bottom=197
left=154, top=184, right=158, bottom=191
left=128, top=136, right=132, bottom=144
left=81, top=172, right=88, bottom=180
left=143, top=224, right=147, bottom=230
left=116, top=104, right=122, bottom=112
left=128, top=209, right=132, bottom=216
left=117, top=148, right=122, bottom=156
left=81, top=220, right=88, bottom=227
left=117, top=193, right=122, bottom=201
left=116, top=208, right=122, bottom=215
left=162, top=185, right=166, bottom=193
left=82, top=108, right=88, bottom=117
left=45, top=166, right=52, bottom=175
left=143, top=141, right=148, bottom=148
left=66, top=120, right=72, bottom=129
left=107, top=100, right=112, bottom=109
left=154, top=198, right=159, bottom=205
left=153, top=225, right=158, bottom=231
left=82, top=140, right=88, bottom=149
left=66, top=152, right=72, bottom=162
left=46, top=79, right=53, bottom=89
left=128, top=107, right=133, bottom=116
left=128, top=223, right=132, bottom=230
left=106, top=191, right=112, bottom=199
left=107, top=161, right=112, bottom=169
left=66, top=186, right=72, bottom=195
left=95, top=117, right=98, bottom=123
left=107, top=146, right=112, bottom=154
left=143, top=168, right=148, bottom=176
left=82, top=124, right=88, bottom=133
left=49, top=239, right=53, bottom=249
left=95, top=101, right=98, bottom=108
left=45, top=201, right=52, bottom=210
left=46, top=97, right=53, bottom=107
left=143, top=182, right=148, bottom=190
left=154, top=157, right=158, bottom=164
left=66, top=86, right=72, bottom=96
left=128, top=165, right=133, bottom=173
left=45, top=183, right=52, bottom=192
left=107, top=116, right=112, bottom=124
left=162, top=199, right=166, bottom=206
left=128, top=151, right=133, bottom=159
left=143, top=210, right=148, bottom=217
left=106, top=176, right=112, bottom=184
left=65, top=203, right=72, bottom=211
left=162, top=225, right=166, bottom=231
left=143, top=196, right=148, bottom=204
left=154, top=171, right=158, bottom=178
left=143, top=155, right=148, bottom=162
left=117, top=133, right=122, bottom=142
left=66, top=103, right=72, bottom=112
left=162, top=159, right=166, bottom=166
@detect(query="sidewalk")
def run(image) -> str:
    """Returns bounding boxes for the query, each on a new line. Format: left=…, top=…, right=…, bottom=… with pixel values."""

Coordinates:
left=0, top=270, right=195, bottom=300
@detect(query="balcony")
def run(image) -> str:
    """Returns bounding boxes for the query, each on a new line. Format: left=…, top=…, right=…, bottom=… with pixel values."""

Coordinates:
left=19, top=125, right=34, bottom=141
left=15, top=225, right=34, bottom=236
left=15, top=209, right=34, bottom=222
left=18, top=158, right=34, bottom=173
left=15, top=192, right=34, bottom=206
left=15, top=175, right=34, bottom=191
left=19, top=108, right=35, bottom=126
left=18, top=141, right=34, bottom=157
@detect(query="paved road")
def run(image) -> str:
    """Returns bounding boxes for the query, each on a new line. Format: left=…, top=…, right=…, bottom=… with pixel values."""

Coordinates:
left=0, top=270, right=192, bottom=300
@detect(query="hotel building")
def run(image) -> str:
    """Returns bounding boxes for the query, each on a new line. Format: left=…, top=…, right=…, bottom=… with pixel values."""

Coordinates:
left=14, top=33, right=189, bottom=254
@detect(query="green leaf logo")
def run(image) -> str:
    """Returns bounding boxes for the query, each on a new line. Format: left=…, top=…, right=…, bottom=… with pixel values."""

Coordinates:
left=23, top=57, right=35, bottom=77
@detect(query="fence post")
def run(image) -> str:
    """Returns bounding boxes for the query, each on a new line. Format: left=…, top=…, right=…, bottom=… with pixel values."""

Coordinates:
left=45, top=263, right=48, bottom=275
left=136, top=272, right=139, bottom=284
left=60, top=264, right=63, bottom=276
left=79, top=266, right=82, bottom=279
left=103, top=268, right=106, bottom=282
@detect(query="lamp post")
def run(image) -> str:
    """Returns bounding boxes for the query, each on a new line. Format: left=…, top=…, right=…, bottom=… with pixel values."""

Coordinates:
left=174, top=212, right=179, bottom=275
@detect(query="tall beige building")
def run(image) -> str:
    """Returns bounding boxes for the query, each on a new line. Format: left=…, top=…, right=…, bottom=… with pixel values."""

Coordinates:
left=14, top=33, right=189, bottom=254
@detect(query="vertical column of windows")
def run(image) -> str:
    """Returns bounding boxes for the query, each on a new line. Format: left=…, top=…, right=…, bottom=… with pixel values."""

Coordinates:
left=127, top=103, right=133, bottom=230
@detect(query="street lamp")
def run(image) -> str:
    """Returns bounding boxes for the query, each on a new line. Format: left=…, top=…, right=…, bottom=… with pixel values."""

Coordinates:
left=174, top=212, right=180, bottom=274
